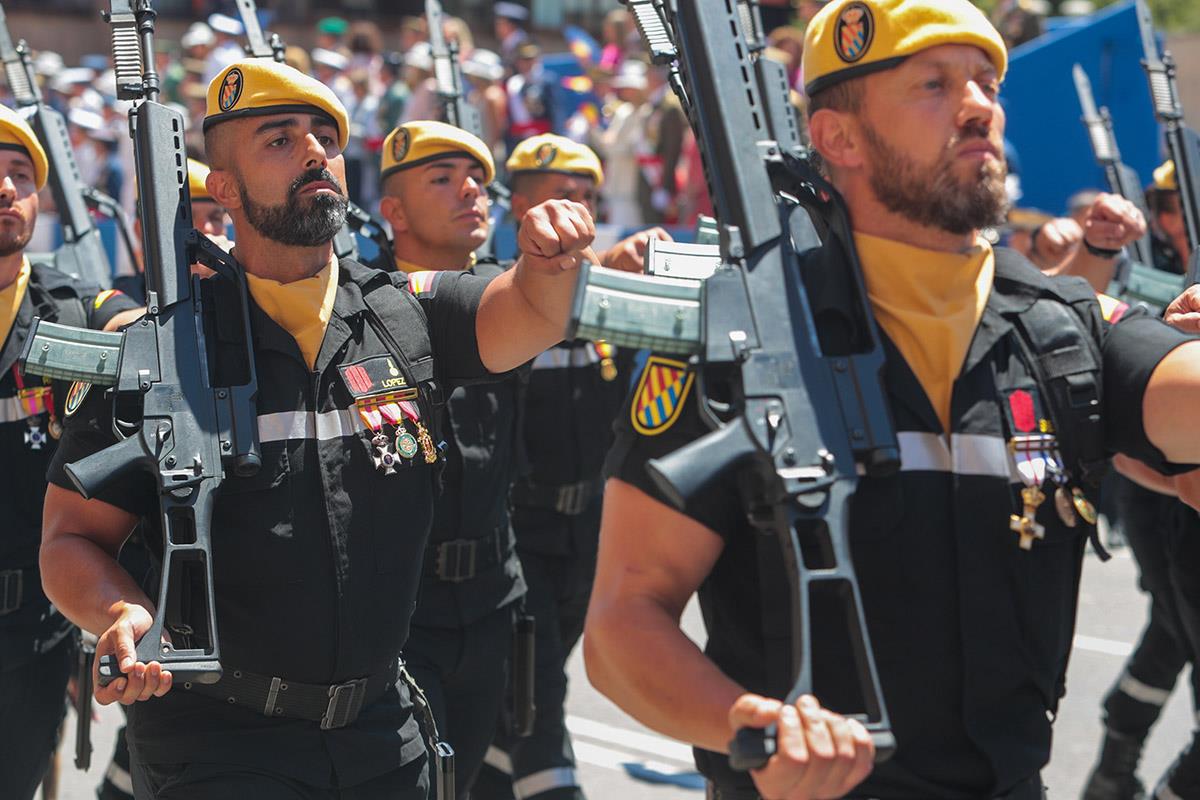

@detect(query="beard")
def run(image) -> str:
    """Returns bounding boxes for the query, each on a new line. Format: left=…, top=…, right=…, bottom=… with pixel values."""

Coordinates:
left=862, top=120, right=1009, bottom=236
left=0, top=211, right=32, bottom=257
left=239, top=168, right=348, bottom=247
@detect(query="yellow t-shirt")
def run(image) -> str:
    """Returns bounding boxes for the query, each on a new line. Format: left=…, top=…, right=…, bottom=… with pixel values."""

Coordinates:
left=855, top=233, right=995, bottom=432
left=245, top=259, right=340, bottom=370
left=0, top=258, right=31, bottom=351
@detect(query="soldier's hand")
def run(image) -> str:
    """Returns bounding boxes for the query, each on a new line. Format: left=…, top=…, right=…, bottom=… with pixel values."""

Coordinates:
left=1030, top=217, right=1082, bottom=269
left=730, top=693, right=874, bottom=800
left=517, top=199, right=596, bottom=273
left=1164, top=284, right=1200, bottom=334
left=602, top=227, right=672, bottom=274
left=93, top=603, right=173, bottom=706
left=1082, top=192, right=1147, bottom=254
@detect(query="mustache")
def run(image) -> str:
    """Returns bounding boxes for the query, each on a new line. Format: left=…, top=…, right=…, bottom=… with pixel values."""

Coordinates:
left=288, top=168, right=345, bottom=199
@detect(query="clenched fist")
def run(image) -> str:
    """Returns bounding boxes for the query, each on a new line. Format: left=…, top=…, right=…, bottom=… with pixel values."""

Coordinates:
left=517, top=199, right=596, bottom=273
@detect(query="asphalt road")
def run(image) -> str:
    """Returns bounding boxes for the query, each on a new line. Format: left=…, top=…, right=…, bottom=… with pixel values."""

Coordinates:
left=51, top=547, right=1193, bottom=799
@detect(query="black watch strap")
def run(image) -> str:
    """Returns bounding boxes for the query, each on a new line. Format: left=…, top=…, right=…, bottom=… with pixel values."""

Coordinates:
left=1084, top=239, right=1122, bottom=259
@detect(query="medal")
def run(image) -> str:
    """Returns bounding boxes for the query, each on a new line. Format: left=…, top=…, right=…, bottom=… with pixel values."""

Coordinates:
left=1010, top=485, right=1047, bottom=550
left=48, top=419, right=62, bottom=440
left=1045, top=458, right=1077, bottom=528
left=1054, top=487, right=1077, bottom=528
left=371, top=432, right=399, bottom=475
left=416, top=420, right=438, bottom=464
left=24, top=422, right=47, bottom=451
left=396, top=427, right=419, bottom=459
left=595, top=340, right=617, bottom=382
left=1072, top=488, right=1098, bottom=525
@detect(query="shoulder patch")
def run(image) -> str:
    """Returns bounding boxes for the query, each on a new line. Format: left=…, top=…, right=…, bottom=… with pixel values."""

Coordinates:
left=93, top=288, right=124, bottom=309
left=1096, top=293, right=1129, bottom=324
left=64, top=381, right=91, bottom=417
left=407, top=270, right=442, bottom=296
left=631, top=355, right=694, bottom=436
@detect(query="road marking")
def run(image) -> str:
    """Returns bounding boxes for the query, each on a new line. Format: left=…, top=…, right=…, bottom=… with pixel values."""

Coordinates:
left=572, top=740, right=697, bottom=777
left=1073, top=634, right=1133, bottom=657
left=567, top=716, right=695, bottom=763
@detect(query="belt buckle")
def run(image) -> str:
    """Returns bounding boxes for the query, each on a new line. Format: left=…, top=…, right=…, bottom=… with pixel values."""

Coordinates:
left=436, top=540, right=477, bottom=583
left=555, top=482, right=586, bottom=515
left=0, top=569, right=23, bottom=616
left=321, top=677, right=369, bottom=730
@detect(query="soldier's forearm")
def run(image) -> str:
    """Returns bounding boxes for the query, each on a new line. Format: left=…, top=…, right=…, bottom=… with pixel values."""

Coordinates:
left=583, top=596, right=744, bottom=754
left=40, top=532, right=155, bottom=637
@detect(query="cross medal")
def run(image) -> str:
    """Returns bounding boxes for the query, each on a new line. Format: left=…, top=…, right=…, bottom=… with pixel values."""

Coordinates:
left=1009, top=486, right=1046, bottom=550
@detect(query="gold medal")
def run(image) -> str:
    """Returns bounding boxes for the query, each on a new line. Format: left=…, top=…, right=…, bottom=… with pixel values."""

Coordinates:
left=416, top=420, right=438, bottom=464
left=596, top=340, right=617, bottom=382
left=1054, top=486, right=1077, bottom=528
left=1072, top=488, right=1098, bottom=525
left=1010, top=486, right=1047, bottom=550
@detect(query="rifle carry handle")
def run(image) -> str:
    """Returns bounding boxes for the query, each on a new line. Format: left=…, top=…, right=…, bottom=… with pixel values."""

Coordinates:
left=729, top=721, right=896, bottom=771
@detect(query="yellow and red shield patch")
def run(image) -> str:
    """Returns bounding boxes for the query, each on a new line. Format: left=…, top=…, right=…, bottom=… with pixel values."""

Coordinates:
left=631, top=355, right=694, bottom=436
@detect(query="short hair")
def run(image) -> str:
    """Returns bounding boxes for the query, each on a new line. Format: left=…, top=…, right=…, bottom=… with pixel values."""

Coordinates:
left=203, top=126, right=231, bottom=170
left=806, top=76, right=865, bottom=118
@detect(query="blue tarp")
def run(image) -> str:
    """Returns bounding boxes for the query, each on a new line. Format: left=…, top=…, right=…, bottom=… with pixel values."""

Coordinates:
left=1003, top=0, right=1162, bottom=215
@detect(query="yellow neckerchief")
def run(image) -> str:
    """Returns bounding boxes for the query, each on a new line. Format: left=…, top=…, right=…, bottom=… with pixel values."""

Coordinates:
left=0, top=258, right=31, bottom=351
left=393, top=253, right=475, bottom=274
left=245, top=258, right=340, bottom=370
left=855, top=232, right=995, bottom=432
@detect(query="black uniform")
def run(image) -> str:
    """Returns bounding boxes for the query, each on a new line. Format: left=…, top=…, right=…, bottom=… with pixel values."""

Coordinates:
left=48, top=259, right=494, bottom=800
left=475, top=340, right=631, bottom=800
left=606, top=248, right=1194, bottom=800
left=1082, top=232, right=1198, bottom=800
left=0, top=262, right=137, bottom=800
left=388, top=258, right=526, bottom=799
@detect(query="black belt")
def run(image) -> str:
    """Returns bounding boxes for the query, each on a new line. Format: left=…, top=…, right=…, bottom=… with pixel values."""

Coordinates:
left=182, top=659, right=400, bottom=730
left=423, top=528, right=506, bottom=583
left=0, top=568, right=32, bottom=616
left=709, top=774, right=1045, bottom=800
left=510, top=477, right=603, bottom=516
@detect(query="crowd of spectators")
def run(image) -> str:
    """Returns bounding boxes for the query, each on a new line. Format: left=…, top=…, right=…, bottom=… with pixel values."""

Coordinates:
left=1, top=0, right=1100, bottom=240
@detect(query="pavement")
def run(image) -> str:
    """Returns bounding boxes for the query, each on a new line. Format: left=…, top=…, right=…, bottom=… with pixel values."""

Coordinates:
left=50, top=547, right=1194, bottom=799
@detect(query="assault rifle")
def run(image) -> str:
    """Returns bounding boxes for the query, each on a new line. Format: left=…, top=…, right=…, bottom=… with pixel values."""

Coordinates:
left=1137, top=0, right=1200, bottom=283
left=1072, top=63, right=1182, bottom=313
left=0, top=4, right=112, bottom=288
left=20, top=0, right=261, bottom=687
left=1072, top=64, right=1154, bottom=267
left=233, top=0, right=283, bottom=61
left=426, top=0, right=510, bottom=256
left=576, top=0, right=896, bottom=765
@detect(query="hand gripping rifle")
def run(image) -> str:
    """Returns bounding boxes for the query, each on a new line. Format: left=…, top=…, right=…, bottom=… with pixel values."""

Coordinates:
left=0, top=4, right=113, bottom=288
left=1137, top=0, right=1200, bottom=283
left=19, top=0, right=261, bottom=687
left=426, top=0, right=510, bottom=258
left=577, top=0, right=897, bottom=765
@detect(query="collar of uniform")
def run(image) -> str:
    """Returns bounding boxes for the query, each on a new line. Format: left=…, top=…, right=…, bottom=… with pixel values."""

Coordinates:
left=959, top=247, right=1052, bottom=379
left=0, top=259, right=60, bottom=379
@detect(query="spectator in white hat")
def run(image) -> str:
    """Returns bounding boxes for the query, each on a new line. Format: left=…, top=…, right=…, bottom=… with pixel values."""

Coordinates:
left=204, top=13, right=245, bottom=83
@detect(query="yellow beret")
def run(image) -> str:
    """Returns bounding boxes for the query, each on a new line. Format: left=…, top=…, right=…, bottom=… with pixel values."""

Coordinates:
left=1154, top=160, right=1177, bottom=192
left=0, top=104, right=47, bottom=191
left=506, top=134, right=604, bottom=187
left=802, top=0, right=1007, bottom=95
left=204, top=59, right=349, bottom=151
left=188, top=159, right=213, bottom=200
left=380, top=121, right=495, bottom=185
